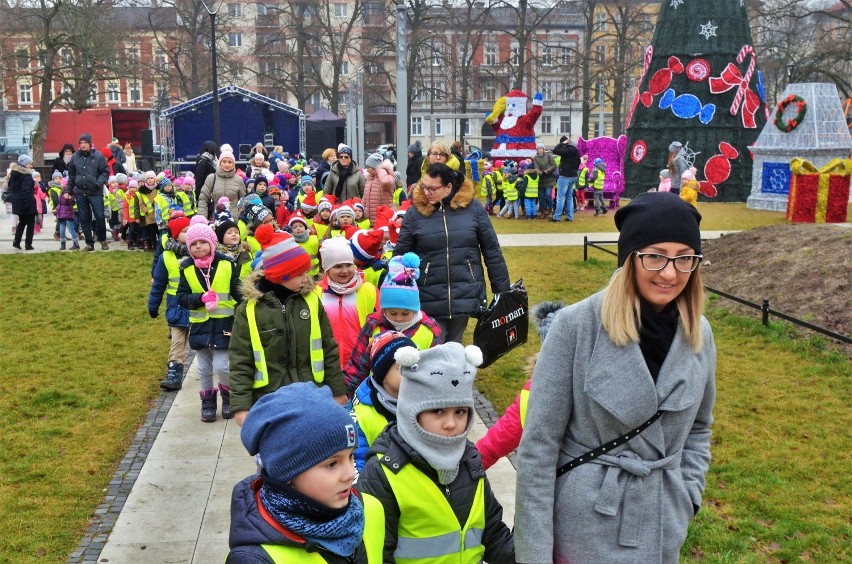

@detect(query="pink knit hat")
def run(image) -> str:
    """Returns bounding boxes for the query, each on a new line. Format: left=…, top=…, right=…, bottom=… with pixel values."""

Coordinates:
left=219, top=150, right=235, bottom=162
left=185, top=223, right=217, bottom=251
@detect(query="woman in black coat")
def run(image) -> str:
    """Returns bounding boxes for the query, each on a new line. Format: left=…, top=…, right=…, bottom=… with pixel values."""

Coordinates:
left=9, top=155, right=38, bottom=250
left=394, top=162, right=511, bottom=343
left=51, top=143, right=75, bottom=177
left=194, top=140, right=219, bottom=201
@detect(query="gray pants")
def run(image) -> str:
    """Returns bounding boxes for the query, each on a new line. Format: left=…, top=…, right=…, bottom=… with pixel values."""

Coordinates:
left=195, top=347, right=229, bottom=391
left=437, top=316, right=470, bottom=344
left=594, top=190, right=606, bottom=213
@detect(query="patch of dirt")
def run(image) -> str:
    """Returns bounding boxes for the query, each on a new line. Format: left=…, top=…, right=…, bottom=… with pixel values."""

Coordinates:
left=701, top=224, right=851, bottom=338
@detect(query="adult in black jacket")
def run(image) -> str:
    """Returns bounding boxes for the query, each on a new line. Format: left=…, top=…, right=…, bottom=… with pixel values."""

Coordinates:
left=8, top=155, right=38, bottom=250
left=395, top=162, right=510, bottom=343
left=552, top=135, right=582, bottom=222
left=51, top=143, right=75, bottom=177
left=67, top=133, right=110, bottom=251
left=404, top=141, right=424, bottom=188
left=195, top=140, right=219, bottom=201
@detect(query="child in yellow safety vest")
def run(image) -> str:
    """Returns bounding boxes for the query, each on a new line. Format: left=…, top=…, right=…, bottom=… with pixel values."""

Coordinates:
left=148, top=214, right=192, bottom=392
left=474, top=301, right=564, bottom=470
left=355, top=342, right=515, bottom=563
left=287, top=212, right=320, bottom=278
left=215, top=210, right=253, bottom=280
left=351, top=331, right=415, bottom=472
left=176, top=218, right=242, bottom=423
left=228, top=382, right=383, bottom=563
left=343, top=252, right=441, bottom=395
left=229, top=223, right=347, bottom=428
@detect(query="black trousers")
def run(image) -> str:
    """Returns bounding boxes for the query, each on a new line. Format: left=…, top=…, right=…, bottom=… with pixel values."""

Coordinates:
left=14, top=213, right=35, bottom=247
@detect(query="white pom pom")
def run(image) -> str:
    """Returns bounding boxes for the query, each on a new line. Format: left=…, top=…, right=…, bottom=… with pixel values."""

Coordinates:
left=394, top=346, right=420, bottom=368
left=464, top=345, right=483, bottom=368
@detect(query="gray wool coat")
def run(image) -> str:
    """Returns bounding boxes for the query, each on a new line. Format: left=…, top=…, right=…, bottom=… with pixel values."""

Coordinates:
left=514, top=291, right=716, bottom=564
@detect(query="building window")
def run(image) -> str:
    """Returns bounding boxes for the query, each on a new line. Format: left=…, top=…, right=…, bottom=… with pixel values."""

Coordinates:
left=482, top=79, right=497, bottom=101
left=156, top=83, right=168, bottom=101
left=540, top=115, right=552, bottom=134
left=485, top=44, right=497, bottom=66
left=256, top=3, right=267, bottom=15
left=333, top=3, right=348, bottom=17
left=510, top=45, right=519, bottom=65
left=540, top=81, right=554, bottom=101
left=542, top=45, right=552, bottom=66
left=595, top=12, right=607, bottom=32
left=87, top=84, right=98, bottom=103
left=412, top=87, right=424, bottom=102
left=126, top=47, right=139, bottom=66
left=411, top=116, right=423, bottom=136
left=18, top=83, right=32, bottom=104
left=107, top=83, right=120, bottom=102
left=463, top=120, right=470, bottom=136
left=560, top=46, right=571, bottom=66
left=560, top=115, right=571, bottom=135
left=129, top=81, right=141, bottom=102
left=61, top=48, right=74, bottom=67
left=432, top=51, right=440, bottom=66
left=228, top=3, right=242, bottom=17
left=228, top=33, right=242, bottom=47
left=340, top=61, right=349, bottom=75
left=155, top=50, right=168, bottom=73
left=16, top=48, right=29, bottom=69
left=595, top=44, right=606, bottom=63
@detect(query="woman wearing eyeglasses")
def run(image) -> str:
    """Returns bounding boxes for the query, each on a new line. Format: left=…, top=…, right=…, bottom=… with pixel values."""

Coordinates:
left=322, top=145, right=365, bottom=201
left=419, top=141, right=461, bottom=180
left=515, top=192, right=716, bottom=563
left=394, top=162, right=510, bottom=343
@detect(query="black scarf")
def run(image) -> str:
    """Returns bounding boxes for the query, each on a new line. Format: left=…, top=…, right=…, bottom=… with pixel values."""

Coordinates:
left=334, top=163, right=354, bottom=199
left=638, top=300, right=679, bottom=383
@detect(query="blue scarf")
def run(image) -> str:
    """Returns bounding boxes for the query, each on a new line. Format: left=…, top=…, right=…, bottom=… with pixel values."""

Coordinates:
left=259, top=484, right=364, bottom=557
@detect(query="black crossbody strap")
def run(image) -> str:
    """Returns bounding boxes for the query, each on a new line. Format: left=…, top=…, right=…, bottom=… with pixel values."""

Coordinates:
left=556, top=410, right=663, bottom=477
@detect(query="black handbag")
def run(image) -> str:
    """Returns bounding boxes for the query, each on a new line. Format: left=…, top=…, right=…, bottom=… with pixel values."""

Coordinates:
left=472, top=279, right=528, bottom=368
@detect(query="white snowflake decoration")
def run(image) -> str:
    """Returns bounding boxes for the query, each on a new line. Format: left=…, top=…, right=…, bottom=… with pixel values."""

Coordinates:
left=769, top=168, right=789, bottom=193
left=670, top=0, right=684, bottom=9
left=699, top=21, right=718, bottom=40
left=682, top=142, right=701, bottom=168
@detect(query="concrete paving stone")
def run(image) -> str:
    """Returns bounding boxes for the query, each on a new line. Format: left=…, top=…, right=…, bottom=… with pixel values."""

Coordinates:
left=145, top=433, right=225, bottom=460
left=122, top=478, right=212, bottom=513
left=157, top=413, right=228, bottom=438
left=136, top=456, right=220, bottom=485
left=97, top=540, right=195, bottom=563
left=219, top=431, right=253, bottom=458
left=192, top=538, right=230, bottom=564
left=105, top=505, right=205, bottom=544
left=198, top=480, right=235, bottom=539
left=212, top=455, right=257, bottom=483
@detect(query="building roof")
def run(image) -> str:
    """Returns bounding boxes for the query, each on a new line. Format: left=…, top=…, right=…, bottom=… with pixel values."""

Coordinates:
left=162, top=85, right=303, bottom=118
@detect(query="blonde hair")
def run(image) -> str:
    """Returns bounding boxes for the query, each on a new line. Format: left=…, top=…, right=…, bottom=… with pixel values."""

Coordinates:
left=322, top=148, right=336, bottom=160
left=601, top=257, right=705, bottom=352
left=428, top=141, right=451, bottom=158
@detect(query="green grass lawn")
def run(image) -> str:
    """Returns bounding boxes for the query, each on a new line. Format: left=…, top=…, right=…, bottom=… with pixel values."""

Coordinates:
left=0, top=223, right=848, bottom=561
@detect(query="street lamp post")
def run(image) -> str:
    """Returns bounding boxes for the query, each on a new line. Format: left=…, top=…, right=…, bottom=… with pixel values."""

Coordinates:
left=201, top=0, right=223, bottom=145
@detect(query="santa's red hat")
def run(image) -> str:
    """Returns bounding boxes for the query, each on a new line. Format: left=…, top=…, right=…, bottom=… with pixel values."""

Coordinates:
left=349, top=229, right=384, bottom=265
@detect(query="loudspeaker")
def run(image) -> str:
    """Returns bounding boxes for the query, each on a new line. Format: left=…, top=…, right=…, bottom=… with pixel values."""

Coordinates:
left=141, top=129, right=154, bottom=156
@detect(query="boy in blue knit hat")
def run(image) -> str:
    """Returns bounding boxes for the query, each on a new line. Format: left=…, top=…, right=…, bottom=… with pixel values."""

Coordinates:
left=228, top=382, right=383, bottom=563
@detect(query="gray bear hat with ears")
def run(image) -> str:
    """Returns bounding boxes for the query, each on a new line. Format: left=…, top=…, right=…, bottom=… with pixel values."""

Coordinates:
left=393, top=342, right=483, bottom=484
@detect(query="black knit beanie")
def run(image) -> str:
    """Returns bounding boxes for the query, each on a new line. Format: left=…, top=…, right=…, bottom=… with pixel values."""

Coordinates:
left=370, top=332, right=415, bottom=385
left=215, top=218, right=239, bottom=243
left=614, top=192, right=702, bottom=267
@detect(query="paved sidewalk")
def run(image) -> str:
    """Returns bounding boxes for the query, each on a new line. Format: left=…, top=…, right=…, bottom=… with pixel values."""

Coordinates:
left=94, top=360, right=518, bottom=563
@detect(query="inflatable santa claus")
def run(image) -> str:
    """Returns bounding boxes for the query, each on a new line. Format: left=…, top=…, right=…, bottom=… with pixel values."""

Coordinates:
left=485, top=90, right=544, bottom=160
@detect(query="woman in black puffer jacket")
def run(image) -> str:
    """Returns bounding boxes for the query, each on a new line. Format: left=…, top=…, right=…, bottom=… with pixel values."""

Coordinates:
left=8, top=155, right=38, bottom=250
left=395, top=163, right=510, bottom=343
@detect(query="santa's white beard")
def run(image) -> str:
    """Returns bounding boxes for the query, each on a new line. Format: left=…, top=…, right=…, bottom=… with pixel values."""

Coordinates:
left=501, top=115, right=519, bottom=129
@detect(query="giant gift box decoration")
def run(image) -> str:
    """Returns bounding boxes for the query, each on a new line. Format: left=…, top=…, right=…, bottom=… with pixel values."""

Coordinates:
left=786, top=158, right=851, bottom=224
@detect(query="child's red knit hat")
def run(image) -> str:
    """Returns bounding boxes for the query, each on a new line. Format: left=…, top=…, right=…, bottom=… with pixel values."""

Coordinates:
left=255, top=223, right=311, bottom=283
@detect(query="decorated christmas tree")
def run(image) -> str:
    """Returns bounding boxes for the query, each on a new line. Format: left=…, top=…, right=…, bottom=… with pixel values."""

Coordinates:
left=624, top=0, right=769, bottom=201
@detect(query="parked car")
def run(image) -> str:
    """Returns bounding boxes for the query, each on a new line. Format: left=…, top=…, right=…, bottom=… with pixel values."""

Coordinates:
left=464, top=144, right=491, bottom=158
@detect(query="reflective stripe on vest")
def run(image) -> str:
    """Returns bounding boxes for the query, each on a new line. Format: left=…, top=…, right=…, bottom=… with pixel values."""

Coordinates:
left=183, top=261, right=236, bottom=322
left=371, top=324, right=433, bottom=351
left=380, top=456, right=486, bottom=563
left=353, top=402, right=389, bottom=446
left=246, top=292, right=325, bottom=388
left=502, top=179, right=518, bottom=201
left=393, top=187, right=405, bottom=206
left=523, top=174, right=539, bottom=198
left=314, top=283, right=376, bottom=327
left=260, top=543, right=325, bottom=562
left=162, top=251, right=181, bottom=295
left=297, top=236, right=320, bottom=276
left=519, top=387, right=529, bottom=429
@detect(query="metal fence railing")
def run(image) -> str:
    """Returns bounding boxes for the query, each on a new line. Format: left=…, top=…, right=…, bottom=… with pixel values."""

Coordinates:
left=583, top=237, right=851, bottom=345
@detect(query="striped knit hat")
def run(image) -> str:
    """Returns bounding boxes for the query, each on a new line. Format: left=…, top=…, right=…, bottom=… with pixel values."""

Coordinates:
left=349, top=228, right=384, bottom=266
left=254, top=223, right=311, bottom=283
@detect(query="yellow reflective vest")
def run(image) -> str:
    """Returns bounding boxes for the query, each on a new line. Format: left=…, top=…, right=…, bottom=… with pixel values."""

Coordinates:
left=246, top=291, right=325, bottom=388
left=519, top=387, right=529, bottom=429
left=379, top=456, right=486, bottom=563
left=183, top=261, right=236, bottom=323
left=260, top=492, right=384, bottom=563
left=296, top=235, right=320, bottom=277
left=502, top=178, right=519, bottom=202
left=370, top=324, right=434, bottom=351
left=592, top=168, right=606, bottom=191
left=523, top=174, right=539, bottom=199
left=162, top=251, right=181, bottom=296
left=353, top=401, right=389, bottom=448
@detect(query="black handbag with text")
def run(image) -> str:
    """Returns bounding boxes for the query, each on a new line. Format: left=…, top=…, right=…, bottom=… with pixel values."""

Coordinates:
left=473, top=279, right=528, bottom=368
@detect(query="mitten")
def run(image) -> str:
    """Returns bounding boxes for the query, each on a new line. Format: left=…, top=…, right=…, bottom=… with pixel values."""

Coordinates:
left=149, top=309, right=159, bottom=319
left=205, top=298, right=218, bottom=312
left=533, top=92, right=544, bottom=106
left=201, top=290, right=217, bottom=303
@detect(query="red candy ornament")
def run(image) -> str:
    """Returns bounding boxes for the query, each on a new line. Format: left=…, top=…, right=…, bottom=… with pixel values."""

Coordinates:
left=630, top=140, right=648, bottom=164
left=686, top=59, right=711, bottom=82
left=699, top=142, right=739, bottom=198
left=640, top=56, right=684, bottom=108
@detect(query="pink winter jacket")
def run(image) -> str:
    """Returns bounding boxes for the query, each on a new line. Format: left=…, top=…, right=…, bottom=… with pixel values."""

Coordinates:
left=362, top=161, right=394, bottom=224
left=476, top=378, right=531, bottom=469
left=657, top=177, right=672, bottom=192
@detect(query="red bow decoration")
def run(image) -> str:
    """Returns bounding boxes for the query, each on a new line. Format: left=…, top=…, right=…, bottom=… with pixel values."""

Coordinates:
left=708, top=46, right=761, bottom=128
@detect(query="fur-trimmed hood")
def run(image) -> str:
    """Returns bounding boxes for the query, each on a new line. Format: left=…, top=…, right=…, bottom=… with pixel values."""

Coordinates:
left=9, top=163, right=32, bottom=175
left=410, top=179, right=476, bottom=217
left=239, top=268, right=316, bottom=302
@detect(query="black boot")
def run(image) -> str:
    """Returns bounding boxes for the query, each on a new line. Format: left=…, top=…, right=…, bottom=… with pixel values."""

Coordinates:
left=219, top=384, right=233, bottom=419
left=159, top=361, right=183, bottom=391
left=200, top=389, right=217, bottom=422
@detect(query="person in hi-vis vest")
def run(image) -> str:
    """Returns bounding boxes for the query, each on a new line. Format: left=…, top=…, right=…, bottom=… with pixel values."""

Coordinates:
left=356, top=343, right=515, bottom=563
left=228, top=383, right=384, bottom=563
left=229, top=223, right=347, bottom=428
